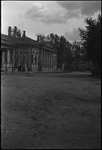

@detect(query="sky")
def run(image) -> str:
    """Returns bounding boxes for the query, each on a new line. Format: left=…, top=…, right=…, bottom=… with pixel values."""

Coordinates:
left=1, top=1, right=101, bottom=41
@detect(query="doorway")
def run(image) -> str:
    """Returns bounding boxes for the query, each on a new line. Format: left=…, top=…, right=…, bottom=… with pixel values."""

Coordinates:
left=20, top=52, right=28, bottom=71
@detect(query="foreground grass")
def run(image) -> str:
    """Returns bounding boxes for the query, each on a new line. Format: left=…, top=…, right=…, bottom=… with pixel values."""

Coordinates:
left=1, top=72, right=101, bottom=149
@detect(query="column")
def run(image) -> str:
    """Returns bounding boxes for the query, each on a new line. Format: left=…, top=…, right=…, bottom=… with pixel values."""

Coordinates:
left=13, top=49, right=15, bottom=72
left=7, top=50, right=10, bottom=65
left=45, top=50, right=46, bottom=68
left=43, top=50, right=44, bottom=68
left=42, top=50, right=43, bottom=68
left=50, top=52, right=52, bottom=68
left=49, top=51, right=50, bottom=69
left=47, top=51, right=48, bottom=69
left=33, top=54, right=35, bottom=66
left=43, top=51, right=44, bottom=68
left=53, top=53, right=56, bottom=71
left=52, top=52, right=54, bottom=69
left=2, top=51, right=5, bottom=64
left=49, top=51, right=50, bottom=68
left=45, top=50, right=47, bottom=68
left=48, top=51, right=49, bottom=68
left=46, top=50, right=47, bottom=68
left=37, top=54, right=39, bottom=67
left=42, top=50, right=44, bottom=68
left=49, top=52, right=50, bottom=68
left=47, top=51, right=49, bottom=68
left=49, top=52, right=51, bottom=68
left=47, top=51, right=49, bottom=69
left=41, top=50, right=43, bottom=68
left=51, top=52, right=53, bottom=68
left=46, top=51, right=48, bottom=69
left=5, top=50, right=7, bottom=72
left=43, top=50, right=45, bottom=68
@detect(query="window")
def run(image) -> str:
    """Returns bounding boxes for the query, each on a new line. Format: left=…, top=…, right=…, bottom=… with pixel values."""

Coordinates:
left=10, top=51, right=13, bottom=64
left=1, top=51, right=2, bottom=67
left=31, top=55, right=33, bottom=63
left=35, top=55, right=37, bottom=65
left=4, top=51, right=7, bottom=64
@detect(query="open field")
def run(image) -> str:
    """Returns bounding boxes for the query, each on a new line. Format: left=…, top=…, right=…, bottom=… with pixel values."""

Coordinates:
left=1, top=72, right=101, bottom=149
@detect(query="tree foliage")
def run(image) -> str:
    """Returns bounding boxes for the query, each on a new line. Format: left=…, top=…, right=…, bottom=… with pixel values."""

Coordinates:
left=37, top=33, right=73, bottom=69
left=72, top=41, right=83, bottom=65
left=79, top=14, right=101, bottom=67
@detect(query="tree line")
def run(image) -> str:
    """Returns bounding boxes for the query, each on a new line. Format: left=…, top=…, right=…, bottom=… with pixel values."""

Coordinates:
left=38, top=13, right=101, bottom=75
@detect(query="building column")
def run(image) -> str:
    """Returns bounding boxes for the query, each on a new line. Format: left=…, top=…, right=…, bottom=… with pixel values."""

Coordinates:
left=2, top=51, right=5, bottom=64
left=47, top=51, right=48, bottom=69
left=52, top=52, right=54, bottom=68
left=42, top=50, right=43, bottom=68
left=47, top=51, right=48, bottom=68
left=13, top=49, right=15, bottom=72
left=49, top=51, right=50, bottom=68
left=53, top=54, right=57, bottom=71
left=47, top=51, right=49, bottom=68
left=50, top=52, right=52, bottom=68
left=43, top=50, right=45, bottom=68
left=45, top=50, right=47, bottom=68
left=45, top=50, right=46, bottom=68
left=7, top=50, right=10, bottom=65
left=33, top=54, right=35, bottom=66
left=46, top=51, right=48, bottom=68
left=41, top=50, right=43, bottom=68
left=47, top=51, right=49, bottom=69
left=4, top=50, right=7, bottom=72
left=37, top=54, right=39, bottom=67
left=49, top=51, right=51, bottom=69
left=48, top=51, right=50, bottom=69
left=43, top=50, right=44, bottom=68
left=51, top=52, right=53, bottom=68
left=49, top=52, right=51, bottom=68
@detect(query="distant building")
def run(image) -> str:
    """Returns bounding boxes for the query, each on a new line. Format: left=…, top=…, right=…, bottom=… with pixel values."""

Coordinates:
left=1, top=26, right=57, bottom=72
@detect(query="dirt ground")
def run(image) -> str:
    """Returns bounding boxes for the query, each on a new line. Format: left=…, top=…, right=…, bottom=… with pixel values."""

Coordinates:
left=1, top=72, right=101, bottom=149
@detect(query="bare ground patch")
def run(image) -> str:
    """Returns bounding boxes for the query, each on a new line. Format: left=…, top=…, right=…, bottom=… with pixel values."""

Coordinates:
left=1, top=72, right=101, bottom=149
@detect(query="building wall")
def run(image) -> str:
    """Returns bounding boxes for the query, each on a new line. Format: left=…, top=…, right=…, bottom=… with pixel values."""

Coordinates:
left=31, top=47, right=39, bottom=72
left=1, top=41, right=57, bottom=73
left=1, top=44, right=15, bottom=72
left=40, top=48, right=57, bottom=72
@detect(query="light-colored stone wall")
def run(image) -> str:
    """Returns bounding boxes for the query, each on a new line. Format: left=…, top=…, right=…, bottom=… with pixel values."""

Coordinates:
left=40, top=48, right=57, bottom=72
left=1, top=49, right=15, bottom=72
left=1, top=44, right=57, bottom=72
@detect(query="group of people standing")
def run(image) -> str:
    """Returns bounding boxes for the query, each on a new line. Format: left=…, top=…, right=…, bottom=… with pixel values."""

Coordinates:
left=18, top=64, right=27, bottom=72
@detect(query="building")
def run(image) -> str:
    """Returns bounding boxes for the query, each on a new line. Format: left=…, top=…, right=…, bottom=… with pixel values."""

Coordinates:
left=1, top=26, right=57, bottom=72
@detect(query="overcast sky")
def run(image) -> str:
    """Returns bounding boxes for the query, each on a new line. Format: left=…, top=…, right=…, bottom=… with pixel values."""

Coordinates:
left=1, top=1, right=101, bottom=41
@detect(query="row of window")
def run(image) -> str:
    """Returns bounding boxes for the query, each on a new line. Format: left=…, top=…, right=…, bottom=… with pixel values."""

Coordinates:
left=31, top=54, right=54, bottom=67
left=2, top=51, right=13, bottom=64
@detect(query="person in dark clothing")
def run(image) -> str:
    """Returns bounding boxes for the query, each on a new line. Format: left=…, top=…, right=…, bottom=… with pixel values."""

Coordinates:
left=18, top=64, right=21, bottom=72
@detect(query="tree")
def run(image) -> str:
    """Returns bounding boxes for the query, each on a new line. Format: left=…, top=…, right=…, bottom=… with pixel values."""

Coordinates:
left=72, top=41, right=82, bottom=65
left=64, top=41, right=73, bottom=70
left=37, top=33, right=46, bottom=42
left=79, top=14, right=101, bottom=75
left=56, top=36, right=73, bottom=69
left=47, top=33, right=60, bottom=54
left=37, top=33, right=73, bottom=70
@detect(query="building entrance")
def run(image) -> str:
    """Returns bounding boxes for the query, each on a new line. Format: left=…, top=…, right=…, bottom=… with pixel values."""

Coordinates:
left=20, top=52, right=28, bottom=71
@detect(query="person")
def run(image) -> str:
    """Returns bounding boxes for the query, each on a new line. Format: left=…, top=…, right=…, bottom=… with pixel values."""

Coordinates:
left=25, top=64, right=27, bottom=72
left=18, top=64, right=21, bottom=72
